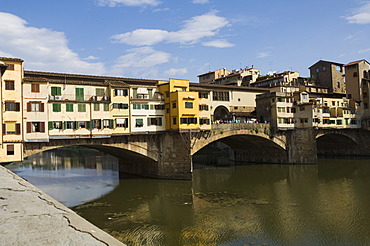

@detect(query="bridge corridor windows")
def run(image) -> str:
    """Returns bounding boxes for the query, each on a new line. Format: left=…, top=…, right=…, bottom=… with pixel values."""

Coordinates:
left=3, top=123, right=21, bottom=135
left=116, top=118, right=128, bottom=128
left=26, top=122, right=45, bottom=133
left=135, top=119, right=144, bottom=127
left=200, top=118, right=210, bottom=125
left=180, top=117, right=197, bottom=124
left=147, top=117, right=162, bottom=126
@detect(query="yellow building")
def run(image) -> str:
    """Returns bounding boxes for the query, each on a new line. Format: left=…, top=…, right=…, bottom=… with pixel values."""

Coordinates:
left=0, top=57, right=24, bottom=163
left=158, top=79, right=200, bottom=130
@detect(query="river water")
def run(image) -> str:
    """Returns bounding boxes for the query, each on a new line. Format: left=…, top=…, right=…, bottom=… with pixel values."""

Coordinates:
left=7, top=147, right=370, bottom=246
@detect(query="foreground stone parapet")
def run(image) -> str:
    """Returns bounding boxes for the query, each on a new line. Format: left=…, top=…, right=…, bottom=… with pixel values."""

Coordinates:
left=0, top=165, right=125, bottom=246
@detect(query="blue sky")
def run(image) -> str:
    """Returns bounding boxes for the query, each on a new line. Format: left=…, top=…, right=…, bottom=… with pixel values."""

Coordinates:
left=1, top=0, right=370, bottom=82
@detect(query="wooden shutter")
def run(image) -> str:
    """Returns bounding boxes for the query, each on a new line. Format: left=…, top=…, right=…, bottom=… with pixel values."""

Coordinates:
left=15, top=124, right=21, bottom=135
left=40, top=122, right=45, bottom=133
left=2, top=124, right=6, bottom=135
left=27, top=122, right=32, bottom=133
left=15, top=103, right=20, bottom=112
left=27, top=102, right=31, bottom=112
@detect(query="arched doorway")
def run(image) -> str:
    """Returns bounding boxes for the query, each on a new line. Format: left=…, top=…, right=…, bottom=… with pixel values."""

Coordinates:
left=213, top=105, right=231, bottom=122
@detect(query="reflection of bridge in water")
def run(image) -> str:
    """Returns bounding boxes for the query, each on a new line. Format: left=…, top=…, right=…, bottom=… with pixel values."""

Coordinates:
left=24, top=123, right=370, bottom=179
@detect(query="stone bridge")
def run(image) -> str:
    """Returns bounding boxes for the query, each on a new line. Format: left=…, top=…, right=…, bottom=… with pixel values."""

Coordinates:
left=23, top=124, right=370, bottom=179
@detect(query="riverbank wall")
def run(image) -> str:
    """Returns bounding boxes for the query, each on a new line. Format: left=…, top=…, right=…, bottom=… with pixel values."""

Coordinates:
left=0, top=165, right=125, bottom=246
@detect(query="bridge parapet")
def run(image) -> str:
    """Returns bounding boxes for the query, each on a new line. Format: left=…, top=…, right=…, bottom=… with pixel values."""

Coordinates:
left=211, top=123, right=270, bottom=132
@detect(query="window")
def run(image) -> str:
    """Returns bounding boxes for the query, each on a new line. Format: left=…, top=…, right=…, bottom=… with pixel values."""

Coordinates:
left=199, top=92, right=208, bottom=99
left=116, top=118, right=128, bottom=128
left=7, top=145, right=14, bottom=155
left=278, top=107, right=285, bottom=112
left=155, top=104, right=165, bottom=110
left=147, top=117, right=162, bottom=126
left=135, top=118, right=144, bottom=127
left=96, top=88, right=105, bottom=97
left=27, top=122, right=45, bottom=133
left=66, top=121, right=75, bottom=129
left=185, top=102, right=193, bottom=108
left=180, top=117, right=197, bottom=124
left=213, top=91, right=229, bottom=101
left=103, top=104, right=109, bottom=111
left=5, top=64, right=14, bottom=70
left=27, top=102, right=43, bottom=112
left=322, top=67, right=326, bottom=72
left=337, top=120, right=342, bottom=125
left=78, top=104, right=86, bottom=112
left=113, top=103, right=128, bottom=109
left=132, top=88, right=138, bottom=98
left=5, top=80, right=15, bottom=90
left=75, top=88, right=84, bottom=101
left=148, top=89, right=153, bottom=99
left=5, top=102, right=20, bottom=111
left=115, top=89, right=128, bottom=96
left=200, top=118, right=210, bottom=125
left=66, top=104, right=73, bottom=112
left=350, top=119, right=357, bottom=124
left=173, top=117, right=177, bottom=125
left=142, top=104, right=149, bottom=110
left=103, top=119, right=110, bottom=129
left=300, top=106, right=305, bottom=111
left=31, top=83, right=40, bottom=93
left=133, top=104, right=141, bottom=109
left=94, top=103, right=100, bottom=111
left=199, top=105, right=209, bottom=111
left=353, top=72, right=358, bottom=77
left=53, top=103, right=61, bottom=112
left=51, top=87, right=61, bottom=96
left=79, top=122, right=86, bottom=129
left=52, top=121, right=63, bottom=130
left=3, top=123, right=21, bottom=135
left=172, top=102, right=177, bottom=108
left=336, top=65, right=342, bottom=72
left=91, top=119, right=102, bottom=129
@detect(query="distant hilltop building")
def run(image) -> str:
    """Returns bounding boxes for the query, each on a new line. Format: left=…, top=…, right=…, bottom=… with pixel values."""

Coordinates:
left=198, top=66, right=260, bottom=86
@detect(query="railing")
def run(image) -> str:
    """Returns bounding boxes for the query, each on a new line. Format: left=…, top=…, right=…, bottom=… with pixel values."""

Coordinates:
left=211, top=123, right=270, bottom=131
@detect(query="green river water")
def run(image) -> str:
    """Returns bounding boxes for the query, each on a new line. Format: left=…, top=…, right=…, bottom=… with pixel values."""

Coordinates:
left=8, top=147, right=370, bottom=246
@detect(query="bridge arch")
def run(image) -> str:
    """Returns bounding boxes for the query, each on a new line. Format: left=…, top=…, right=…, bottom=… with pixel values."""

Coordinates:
left=191, top=128, right=287, bottom=163
left=316, top=132, right=358, bottom=156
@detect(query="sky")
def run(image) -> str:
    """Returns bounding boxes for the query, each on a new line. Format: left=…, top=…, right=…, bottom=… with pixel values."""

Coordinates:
left=1, top=0, right=370, bottom=82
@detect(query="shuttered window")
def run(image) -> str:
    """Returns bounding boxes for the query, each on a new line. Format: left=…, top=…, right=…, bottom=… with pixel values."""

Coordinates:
left=51, top=87, right=61, bottom=96
left=31, top=84, right=40, bottom=93
left=75, top=88, right=84, bottom=101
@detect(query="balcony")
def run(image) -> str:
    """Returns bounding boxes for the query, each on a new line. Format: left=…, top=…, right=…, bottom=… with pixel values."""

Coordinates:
left=48, top=94, right=111, bottom=102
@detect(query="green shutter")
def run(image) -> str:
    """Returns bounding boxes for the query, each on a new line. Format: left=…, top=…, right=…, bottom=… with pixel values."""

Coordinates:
left=148, top=89, right=153, bottom=99
left=158, top=117, right=162, bottom=126
left=76, top=88, right=84, bottom=101
left=147, top=118, right=151, bottom=126
left=63, top=121, right=66, bottom=130
left=53, top=103, right=61, bottom=112
left=66, top=104, right=73, bottom=112
left=74, top=121, right=78, bottom=130
left=86, top=121, right=91, bottom=130
left=91, top=120, right=95, bottom=129
left=109, top=119, right=114, bottom=129
left=104, top=104, right=109, bottom=111
left=133, top=88, right=137, bottom=98
left=48, top=121, right=54, bottom=130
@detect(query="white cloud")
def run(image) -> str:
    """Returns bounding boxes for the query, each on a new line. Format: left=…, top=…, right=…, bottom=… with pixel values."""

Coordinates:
left=83, top=55, right=99, bottom=60
left=0, top=12, right=105, bottom=74
left=153, top=7, right=170, bottom=12
left=110, top=46, right=170, bottom=75
left=346, top=2, right=370, bottom=24
left=358, top=48, right=370, bottom=53
left=192, top=0, right=209, bottom=4
left=202, top=39, right=234, bottom=48
left=112, top=11, right=230, bottom=47
left=257, top=52, right=271, bottom=58
left=97, top=0, right=160, bottom=7
left=164, top=68, right=188, bottom=77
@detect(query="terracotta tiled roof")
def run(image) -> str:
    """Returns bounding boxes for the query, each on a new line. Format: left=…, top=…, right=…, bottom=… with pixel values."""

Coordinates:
left=344, top=59, right=369, bottom=67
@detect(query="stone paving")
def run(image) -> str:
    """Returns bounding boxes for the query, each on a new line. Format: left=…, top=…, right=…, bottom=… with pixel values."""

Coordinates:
left=0, top=165, right=125, bottom=246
